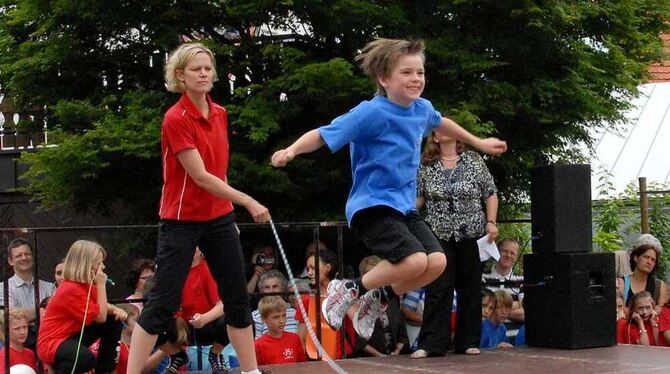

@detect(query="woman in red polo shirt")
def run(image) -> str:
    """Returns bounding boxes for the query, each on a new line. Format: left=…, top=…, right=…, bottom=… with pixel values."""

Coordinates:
left=127, top=42, right=271, bottom=374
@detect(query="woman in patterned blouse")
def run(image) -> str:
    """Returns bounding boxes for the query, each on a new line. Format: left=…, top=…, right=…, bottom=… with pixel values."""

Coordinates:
left=412, top=126, right=499, bottom=357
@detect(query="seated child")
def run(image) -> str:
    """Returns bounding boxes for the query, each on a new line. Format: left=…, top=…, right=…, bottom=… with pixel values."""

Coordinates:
left=660, top=302, right=670, bottom=345
left=617, top=291, right=665, bottom=346
left=482, top=289, right=495, bottom=320
left=480, top=290, right=513, bottom=349
left=115, top=304, right=140, bottom=374
left=401, top=288, right=425, bottom=352
left=254, top=296, right=306, bottom=365
left=356, top=256, right=409, bottom=357
left=37, top=240, right=125, bottom=374
left=0, top=310, right=38, bottom=372
left=616, top=294, right=626, bottom=321
left=514, top=297, right=526, bottom=346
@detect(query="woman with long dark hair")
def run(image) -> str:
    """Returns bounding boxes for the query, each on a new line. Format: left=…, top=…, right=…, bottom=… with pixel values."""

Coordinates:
left=617, top=243, right=668, bottom=310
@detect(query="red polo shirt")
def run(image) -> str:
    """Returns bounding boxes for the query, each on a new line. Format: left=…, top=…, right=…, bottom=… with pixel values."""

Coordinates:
left=159, top=94, right=234, bottom=221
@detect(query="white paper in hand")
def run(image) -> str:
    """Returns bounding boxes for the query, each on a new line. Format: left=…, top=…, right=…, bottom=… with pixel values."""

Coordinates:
left=478, top=235, right=500, bottom=262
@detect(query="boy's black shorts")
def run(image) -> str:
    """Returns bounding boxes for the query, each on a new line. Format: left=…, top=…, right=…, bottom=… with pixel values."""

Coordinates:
left=351, top=205, right=443, bottom=264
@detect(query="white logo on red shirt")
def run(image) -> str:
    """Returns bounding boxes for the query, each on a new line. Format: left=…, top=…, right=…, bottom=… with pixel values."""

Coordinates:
left=282, top=347, right=295, bottom=360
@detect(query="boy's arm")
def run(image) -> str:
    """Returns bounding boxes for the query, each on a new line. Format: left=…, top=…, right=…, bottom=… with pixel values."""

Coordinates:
left=437, top=117, right=507, bottom=156
left=271, top=129, right=325, bottom=167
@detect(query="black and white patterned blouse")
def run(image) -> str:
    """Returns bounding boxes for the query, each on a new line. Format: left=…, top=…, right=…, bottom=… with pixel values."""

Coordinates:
left=417, top=150, right=497, bottom=242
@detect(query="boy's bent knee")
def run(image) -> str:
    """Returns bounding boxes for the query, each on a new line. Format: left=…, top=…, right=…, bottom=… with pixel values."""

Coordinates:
left=402, top=252, right=429, bottom=273
left=428, top=252, right=447, bottom=273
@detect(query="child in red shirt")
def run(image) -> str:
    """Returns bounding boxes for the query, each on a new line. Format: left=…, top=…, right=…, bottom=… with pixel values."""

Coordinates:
left=0, top=310, right=37, bottom=373
left=254, top=296, right=306, bottom=365
left=37, top=240, right=126, bottom=374
left=658, top=303, right=670, bottom=346
left=617, top=291, right=663, bottom=346
left=114, top=303, right=140, bottom=374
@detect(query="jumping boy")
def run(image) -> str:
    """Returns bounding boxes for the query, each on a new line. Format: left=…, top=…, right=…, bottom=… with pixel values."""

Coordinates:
left=272, top=38, right=507, bottom=339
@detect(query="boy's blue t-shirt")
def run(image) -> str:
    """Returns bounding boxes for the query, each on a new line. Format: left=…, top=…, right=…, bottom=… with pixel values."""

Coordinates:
left=515, top=324, right=526, bottom=346
left=480, top=319, right=508, bottom=349
left=318, top=96, right=442, bottom=224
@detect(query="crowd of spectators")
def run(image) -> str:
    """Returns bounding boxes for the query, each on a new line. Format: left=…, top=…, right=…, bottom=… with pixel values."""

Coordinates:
left=1, top=231, right=668, bottom=373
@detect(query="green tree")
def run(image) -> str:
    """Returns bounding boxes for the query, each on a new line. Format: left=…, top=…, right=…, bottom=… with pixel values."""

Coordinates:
left=592, top=167, right=627, bottom=252
left=1, top=1, right=669, bottom=223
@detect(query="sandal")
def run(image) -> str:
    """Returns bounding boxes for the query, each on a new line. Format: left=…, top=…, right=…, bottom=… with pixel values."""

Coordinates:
left=410, top=349, right=429, bottom=359
left=465, top=347, right=480, bottom=355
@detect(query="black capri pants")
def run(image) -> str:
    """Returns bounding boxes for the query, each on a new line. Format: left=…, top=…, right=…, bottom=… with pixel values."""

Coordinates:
left=138, top=212, right=252, bottom=335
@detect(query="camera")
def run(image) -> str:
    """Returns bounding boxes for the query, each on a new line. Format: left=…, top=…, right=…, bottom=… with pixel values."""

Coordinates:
left=256, top=254, right=275, bottom=267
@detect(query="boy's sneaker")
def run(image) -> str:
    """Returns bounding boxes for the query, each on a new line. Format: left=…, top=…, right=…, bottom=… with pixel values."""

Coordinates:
left=321, top=279, right=358, bottom=329
left=164, top=351, right=188, bottom=374
left=208, top=351, right=228, bottom=374
left=353, top=289, right=382, bottom=340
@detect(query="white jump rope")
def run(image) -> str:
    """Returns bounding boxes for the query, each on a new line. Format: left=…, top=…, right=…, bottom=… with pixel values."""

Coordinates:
left=269, top=219, right=349, bottom=374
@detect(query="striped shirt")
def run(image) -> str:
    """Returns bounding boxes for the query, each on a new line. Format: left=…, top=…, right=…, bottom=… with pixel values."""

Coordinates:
left=482, top=266, right=524, bottom=298
left=0, top=274, right=55, bottom=309
left=402, top=288, right=425, bottom=313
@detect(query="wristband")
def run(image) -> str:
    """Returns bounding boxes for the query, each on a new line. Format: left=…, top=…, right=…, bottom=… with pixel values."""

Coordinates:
left=640, top=329, right=647, bottom=334
left=487, top=220, right=497, bottom=226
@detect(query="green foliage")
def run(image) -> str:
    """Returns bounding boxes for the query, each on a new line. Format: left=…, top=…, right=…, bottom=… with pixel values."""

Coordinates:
left=1, top=0, right=669, bottom=223
left=19, top=90, right=166, bottom=221
left=644, top=183, right=670, bottom=281
left=592, top=177, right=670, bottom=281
left=593, top=167, right=627, bottom=252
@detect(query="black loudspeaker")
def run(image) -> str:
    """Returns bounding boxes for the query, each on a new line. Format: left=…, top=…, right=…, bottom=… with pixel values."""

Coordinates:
left=523, top=252, right=616, bottom=349
left=531, top=164, right=592, bottom=253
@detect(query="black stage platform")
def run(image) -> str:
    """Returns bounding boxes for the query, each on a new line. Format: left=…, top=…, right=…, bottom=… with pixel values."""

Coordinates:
left=249, top=345, right=670, bottom=373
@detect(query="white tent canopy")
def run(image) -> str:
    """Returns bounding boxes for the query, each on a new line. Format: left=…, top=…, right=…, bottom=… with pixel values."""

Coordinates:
left=588, top=82, right=670, bottom=198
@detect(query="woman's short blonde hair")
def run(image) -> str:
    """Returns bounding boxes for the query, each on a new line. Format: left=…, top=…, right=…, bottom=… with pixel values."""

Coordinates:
left=164, top=43, right=218, bottom=93
left=63, top=240, right=107, bottom=284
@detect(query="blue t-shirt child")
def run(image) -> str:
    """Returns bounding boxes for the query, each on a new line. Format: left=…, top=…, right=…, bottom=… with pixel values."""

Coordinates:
left=515, top=324, right=525, bottom=346
left=318, top=96, right=442, bottom=224
left=480, top=319, right=508, bottom=349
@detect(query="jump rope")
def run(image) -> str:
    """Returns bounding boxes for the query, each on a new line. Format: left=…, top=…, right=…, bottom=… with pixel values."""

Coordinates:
left=269, top=219, right=348, bottom=374
left=72, top=280, right=95, bottom=374
left=72, top=221, right=347, bottom=374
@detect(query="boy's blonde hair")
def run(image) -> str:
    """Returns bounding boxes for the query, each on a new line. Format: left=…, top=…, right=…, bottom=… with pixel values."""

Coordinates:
left=63, top=240, right=107, bottom=284
left=355, top=38, right=425, bottom=96
left=116, top=303, right=140, bottom=318
left=8, top=309, right=27, bottom=325
left=493, top=290, right=513, bottom=310
left=258, top=295, right=287, bottom=320
left=358, top=255, right=382, bottom=275
left=164, top=43, right=218, bottom=93
left=174, top=317, right=189, bottom=346
left=482, top=292, right=495, bottom=305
